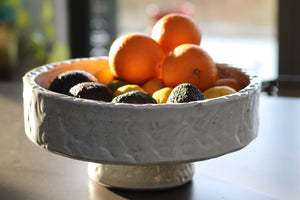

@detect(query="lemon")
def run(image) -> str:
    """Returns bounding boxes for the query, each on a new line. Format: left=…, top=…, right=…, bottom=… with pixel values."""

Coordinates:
left=142, top=78, right=165, bottom=96
left=152, top=87, right=173, bottom=104
left=113, top=84, right=145, bottom=97
left=203, top=86, right=237, bottom=99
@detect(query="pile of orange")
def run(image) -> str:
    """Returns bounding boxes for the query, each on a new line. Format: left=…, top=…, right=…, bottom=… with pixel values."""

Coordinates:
left=92, top=13, right=242, bottom=103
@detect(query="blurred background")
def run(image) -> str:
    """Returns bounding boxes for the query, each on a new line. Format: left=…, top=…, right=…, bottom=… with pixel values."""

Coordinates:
left=1, top=0, right=298, bottom=88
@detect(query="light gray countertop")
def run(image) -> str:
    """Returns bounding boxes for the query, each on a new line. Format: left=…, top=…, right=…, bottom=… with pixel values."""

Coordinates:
left=0, top=82, right=299, bottom=200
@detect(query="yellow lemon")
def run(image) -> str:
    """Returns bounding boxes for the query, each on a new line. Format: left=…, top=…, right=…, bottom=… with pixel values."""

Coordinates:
left=203, top=86, right=237, bottom=99
left=113, top=84, right=145, bottom=97
left=142, top=78, right=165, bottom=96
left=152, top=87, right=173, bottom=104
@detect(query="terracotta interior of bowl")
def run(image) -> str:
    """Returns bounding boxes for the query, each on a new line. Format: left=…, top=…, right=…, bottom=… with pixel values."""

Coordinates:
left=34, top=58, right=250, bottom=92
left=216, top=64, right=250, bottom=89
left=35, top=58, right=110, bottom=90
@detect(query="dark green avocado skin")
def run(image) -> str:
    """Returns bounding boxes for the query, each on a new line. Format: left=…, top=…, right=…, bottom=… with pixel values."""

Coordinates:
left=112, top=91, right=157, bottom=104
left=69, top=82, right=113, bottom=102
left=49, top=70, right=98, bottom=95
left=167, top=83, right=206, bottom=103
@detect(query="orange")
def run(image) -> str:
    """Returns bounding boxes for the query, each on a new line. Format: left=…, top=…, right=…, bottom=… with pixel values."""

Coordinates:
left=66, top=58, right=110, bottom=74
left=151, top=13, right=201, bottom=55
left=142, top=78, right=165, bottom=96
left=214, top=78, right=241, bottom=91
left=152, top=87, right=173, bottom=104
left=203, top=86, right=237, bottom=99
left=94, top=69, right=115, bottom=85
left=109, top=32, right=165, bottom=84
left=162, top=44, right=219, bottom=91
left=113, top=84, right=146, bottom=97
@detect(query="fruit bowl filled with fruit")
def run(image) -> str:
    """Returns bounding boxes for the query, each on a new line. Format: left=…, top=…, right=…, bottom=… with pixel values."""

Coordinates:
left=23, top=14, right=260, bottom=190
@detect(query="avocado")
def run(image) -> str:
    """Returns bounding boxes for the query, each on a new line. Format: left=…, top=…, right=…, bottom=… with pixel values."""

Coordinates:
left=69, top=82, right=113, bottom=102
left=48, top=70, right=98, bottom=95
left=167, top=83, right=206, bottom=103
left=112, top=91, right=157, bottom=104
left=107, top=79, right=129, bottom=93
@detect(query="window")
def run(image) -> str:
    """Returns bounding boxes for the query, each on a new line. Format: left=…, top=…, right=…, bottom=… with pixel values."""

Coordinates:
left=116, top=0, right=278, bottom=81
left=69, top=0, right=300, bottom=92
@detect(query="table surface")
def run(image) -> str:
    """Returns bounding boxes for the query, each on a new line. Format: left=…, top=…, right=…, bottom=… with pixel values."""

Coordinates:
left=0, top=82, right=299, bottom=200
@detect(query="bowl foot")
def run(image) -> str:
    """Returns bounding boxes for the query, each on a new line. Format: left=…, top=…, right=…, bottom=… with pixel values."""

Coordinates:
left=88, top=162, right=195, bottom=190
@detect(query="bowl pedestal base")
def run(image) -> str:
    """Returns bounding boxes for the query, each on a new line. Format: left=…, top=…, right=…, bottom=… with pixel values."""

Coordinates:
left=88, top=162, right=195, bottom=190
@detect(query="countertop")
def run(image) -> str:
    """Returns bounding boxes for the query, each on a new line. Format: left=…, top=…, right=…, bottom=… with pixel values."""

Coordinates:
left=0, top=82, right=299, bottom=200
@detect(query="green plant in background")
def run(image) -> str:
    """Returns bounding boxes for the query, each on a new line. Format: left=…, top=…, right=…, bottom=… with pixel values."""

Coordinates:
left=23, top=0, right=70, bottom=65
left=0, top=0, right=20, bottom=23
left=17, top=3, right=47, bottom=71
left=0, top=0, right=70, bottom=79
left=41, top=0, right=69, bottom=63
left=41, top=0, right=55, bottom=43
left=0, top=0, right=26, bottom=79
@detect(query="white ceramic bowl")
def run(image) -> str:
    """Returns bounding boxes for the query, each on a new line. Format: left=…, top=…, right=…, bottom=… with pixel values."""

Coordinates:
left=23, top=57, right=260, bottom=165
